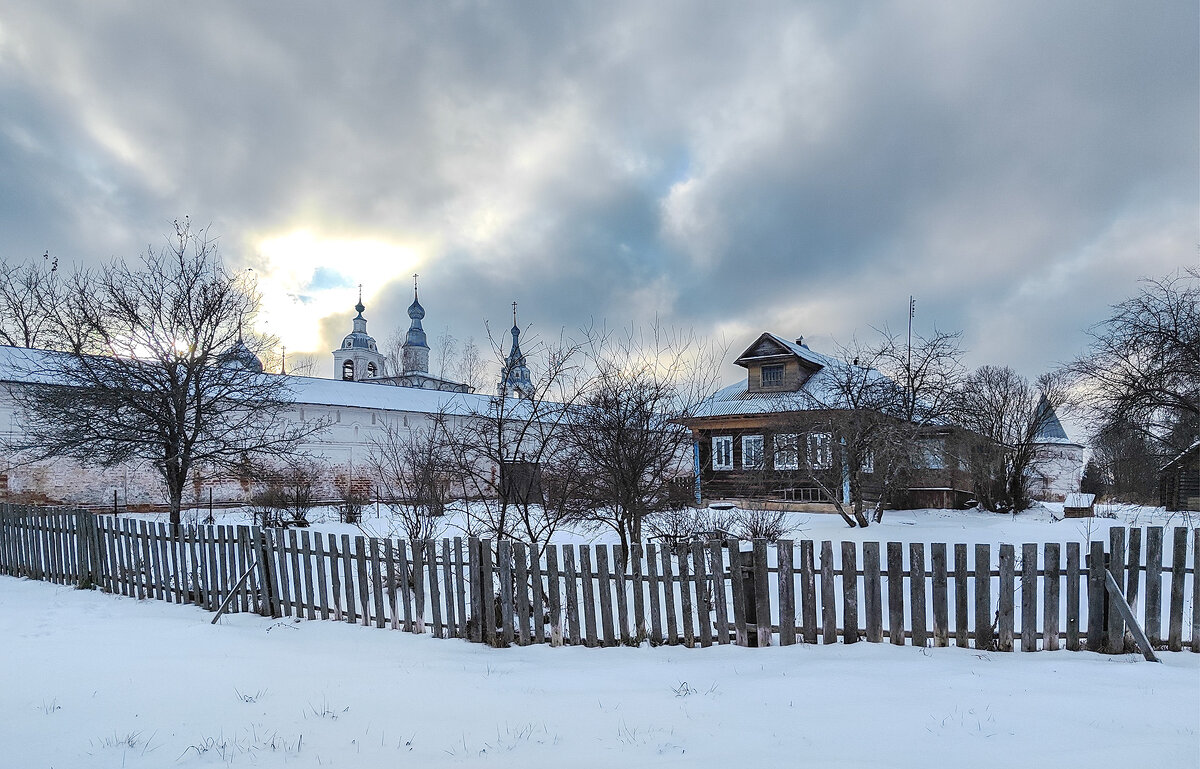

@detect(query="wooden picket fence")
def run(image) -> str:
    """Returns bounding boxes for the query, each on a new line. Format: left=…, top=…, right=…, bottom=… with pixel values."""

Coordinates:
left=1, top=504, right=1197, bottom=654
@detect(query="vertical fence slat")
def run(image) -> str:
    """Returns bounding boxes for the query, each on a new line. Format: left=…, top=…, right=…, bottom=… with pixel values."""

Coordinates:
left=1145, top=527, right=1163, bottom=646
left=355, top=537, right=372, bottom=628
left=975, top=544, right=993, bottom=651
left=1106, top=528, right=1126, bottom=654
left=841, top=541, right=858, bottom=644
left=1044, top=542, right=1060, bottom=651
left=515, top=541, right=531, bottom=646
left=498, top=540, right=514, bottom=646
left=467, top=538, right=481, bottom=642
left=728, top=542, right=748, bottom=646
left=383, top=538, right=398, bottom=630
left=931, top=543, right=948, bottom=647
left=646, top=543, right=664, bottom=645
left=1086, top=541, right=1106, bottom=652
left=630, top=543, right=647, bottom=641
left=863, top=542, right=883, bottom=643
left=579, top=545, right=597, bottom=647
left=1021, top=543, right=1038, bottom=652
left=953, top=543, right=968, bottom=647
left=997, top=543, right=1015, bottom=652
left=370, top=538, right=386, bottom=630
left=660, top=545, right=679, bottom=646
left=709, top=541, right=730, bottom=644
left=692, top=541, right=712, bottom=648
left=800, top=540, right=817, bottom=644
left=821, top=541, right=837, bottom=645
left=1065, top=541, right=1081, bottom=651
left=753, top=539, right=771, bottom=647
left=426, top=539, right=444, bottom=638
left=562, top=544, right=580, bottom=646
left=614, top=546, right=631, bottom=646
left=1168, top=527, right=1186, bottom=652
left=546, top=544, right=563, bottom=645
left=909, top=543, right=927, bottom=648
left=886, top=542, right=903, bottom=646
left=597, top=545, right=617, bottom=647
left=778, top=540, right=795, bottom=646
left=678, top=545, right=694, bottom=648
left=299, top=530, right=315, bottom=620
left=443, top=539, right=457, bottom=640
left=456, top=537, right=469, bottom=640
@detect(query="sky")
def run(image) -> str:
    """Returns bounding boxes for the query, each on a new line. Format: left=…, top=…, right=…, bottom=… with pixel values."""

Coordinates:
left=0, top=1, right=1196, bottom=388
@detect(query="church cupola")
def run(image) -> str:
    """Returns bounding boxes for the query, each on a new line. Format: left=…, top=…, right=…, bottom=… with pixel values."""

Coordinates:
left=401, top=274, right=430, bottom=374
left=332, top=286, right=387, bottom=381
left=498, top=301, right=533, bottom=398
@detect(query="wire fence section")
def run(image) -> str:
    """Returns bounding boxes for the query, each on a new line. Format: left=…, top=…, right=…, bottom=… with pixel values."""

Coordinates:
left=1, top=504, right=1197, bottom=654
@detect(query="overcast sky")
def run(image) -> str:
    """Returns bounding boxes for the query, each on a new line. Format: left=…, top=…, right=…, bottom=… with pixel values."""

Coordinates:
left=1, top=1, right=1196, bottom=387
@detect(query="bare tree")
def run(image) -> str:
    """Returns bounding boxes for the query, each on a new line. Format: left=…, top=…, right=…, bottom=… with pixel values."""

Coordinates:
left=3, top=220, right=324, bottom=525
left=953, top=366, right=1067, bottom=512
left=1068, top=268, right=1199, bottom=496
left=0, top=252, right=65, bottom=349
left=249, top=458, right=328, bottom=528
left=366, top=416, right=453, bottom=542
left=440, top=329, right=589, bottom=554
left=567, top=324, right=726, bottom=553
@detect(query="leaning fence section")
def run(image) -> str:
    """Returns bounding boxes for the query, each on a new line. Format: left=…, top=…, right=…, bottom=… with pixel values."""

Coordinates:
left=1, top=504, right=1197, bottom=654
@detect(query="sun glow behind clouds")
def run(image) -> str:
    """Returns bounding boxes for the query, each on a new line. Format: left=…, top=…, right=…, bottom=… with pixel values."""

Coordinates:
left=251, top=230, right=422, bottom=353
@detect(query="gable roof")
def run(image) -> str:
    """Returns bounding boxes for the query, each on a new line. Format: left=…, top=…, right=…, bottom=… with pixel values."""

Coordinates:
left=733, top=332, right=827, bottom=370
left=1032, top=396, right=1082, bottom=446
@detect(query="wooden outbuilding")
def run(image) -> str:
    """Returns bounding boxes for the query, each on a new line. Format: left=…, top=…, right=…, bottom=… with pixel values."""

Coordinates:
left=1159, top=441, right=1199, bottom=512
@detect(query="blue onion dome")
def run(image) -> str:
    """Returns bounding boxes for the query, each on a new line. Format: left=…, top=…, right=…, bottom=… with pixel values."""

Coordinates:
left=408, top=292, right=425, bottom=320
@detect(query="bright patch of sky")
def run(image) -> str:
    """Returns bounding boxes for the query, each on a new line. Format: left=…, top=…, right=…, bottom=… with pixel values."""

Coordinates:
left=251, top=230, right=422, bottom=352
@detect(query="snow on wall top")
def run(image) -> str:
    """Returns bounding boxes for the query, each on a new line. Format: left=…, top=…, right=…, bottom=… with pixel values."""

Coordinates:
left=0, top=344, right=498, bottom=417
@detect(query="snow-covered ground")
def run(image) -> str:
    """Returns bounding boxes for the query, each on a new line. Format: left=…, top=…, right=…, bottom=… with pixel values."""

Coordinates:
left=2, top=577, right=1197, bottom=768
left=150, top=501, right=1194, bottom=548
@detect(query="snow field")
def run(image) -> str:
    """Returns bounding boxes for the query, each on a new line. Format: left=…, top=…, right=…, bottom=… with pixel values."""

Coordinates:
left=2, top=577, right=1197, bottom=768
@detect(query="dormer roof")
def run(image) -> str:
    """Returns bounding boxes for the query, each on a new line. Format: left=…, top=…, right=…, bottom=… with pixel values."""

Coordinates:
left=733, top=332, right=827, bottom=371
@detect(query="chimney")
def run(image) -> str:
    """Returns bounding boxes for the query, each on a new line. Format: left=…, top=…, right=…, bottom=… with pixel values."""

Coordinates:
left=795, top=336, right=807, bottom=348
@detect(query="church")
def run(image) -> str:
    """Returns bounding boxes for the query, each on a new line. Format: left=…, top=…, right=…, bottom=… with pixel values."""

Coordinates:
left=0, top=286, right=534, bottom=511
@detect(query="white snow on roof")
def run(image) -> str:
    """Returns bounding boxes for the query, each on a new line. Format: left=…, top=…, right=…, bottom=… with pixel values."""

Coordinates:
left=1064, top=493, right=1095, bottom=508
left=0, top=344, right=499, bottom=416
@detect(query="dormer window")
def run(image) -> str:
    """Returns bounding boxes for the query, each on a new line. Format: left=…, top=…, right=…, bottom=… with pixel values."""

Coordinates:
left=761, top=364, right=784, bottom=388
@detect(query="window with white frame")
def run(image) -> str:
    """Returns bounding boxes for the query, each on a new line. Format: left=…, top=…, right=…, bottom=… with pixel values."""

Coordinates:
left=774, top=433, right=800, bottom=470
left=712, top=435, right=733, bottom=470
left=742, top=435, right=764, bottom=469
left=807, top=432, right=833, bottom=470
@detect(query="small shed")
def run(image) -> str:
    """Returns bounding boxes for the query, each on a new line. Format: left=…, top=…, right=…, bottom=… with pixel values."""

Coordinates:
left=1062, top=493, right=1096, bottom=518
left=1159, top=442, right=1200, bottom=512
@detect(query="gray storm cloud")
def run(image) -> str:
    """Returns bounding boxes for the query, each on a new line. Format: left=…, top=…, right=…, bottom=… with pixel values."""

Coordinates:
left=0, top=0, right=1195, bottom=384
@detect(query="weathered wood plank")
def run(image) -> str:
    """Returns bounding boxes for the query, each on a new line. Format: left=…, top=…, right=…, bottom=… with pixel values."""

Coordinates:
left=562, top=544, right=581, bottom=646
left=1144, top=526, right=1163, bottom=647
left=1192, top=529, right=1199, bottom=654
left=631, top=543, right=647, bottom=641
left=1065, top=541, right=1081, bottom=651
left=708, top=541, right=729, bottom=644
left=931, top=543, right=948, bottom=647
left=327, top=534, right=343, bottom=621
left=863, top=541, right=883, bottom=644
left=1020, top=543, right=1037, bottom=652
left=800, top=540, right=817, bottom=644
left=645, top=543, right=664, bottom=645
left=467, top=537, right=481, bottom=642
left=340, top=534, right=358, bottom=624
left=841, top=541, right=859, bottom=644
left=514, top=541, right=531, bottom=646
left=909, top=542, right=927, bottom=648
left=678, top=544, right=694, bottom=648
left=579, top=545, right=598, bottom=647
left=426, top=539, right=444, bottom=637
left=614, top=546, right=631, bottom=645
left=596, top=545, right=617, bottom=647
left=370, top=538, right=387, bottom=629
left=1168, top=527, right=1186, bottom=652
left=997, top=543, right=1015, bottom=652
left=753, top=539, right=772, bottom=647
left=1086, top=541, right=1106, bottom=652
left=691, top=541, right=712, bottom=648
left=1106, top=528, right=1126, bottom=654
left=288, top=529, right=304, bottom=618
left=1044, top=542, right=1060, bottom=651
left=660, top=544, right=679, bottom=645
left=455, top=537, right=469, bottom=640
left=479, top=539, right=495, bottom=643
left=384, top=538, right=398, bottom=630
left=886, top=542, right=904, bottom=645
left=778, top=540, right=796, bottom=646
left=727, top=541, right=748, bottom=646
left=442, top=539, right=457, bottom=639
left=821, top=540, right=837, bottom=645
left=1104, top=571, right=1160, bottom=663
left=298, top=530, right=315, bottom=620
left=546, top=544, right=563, bottom=646
left=499, top=539, right=515, bottom=645
left=1125, top=527, right=1142, bottom=614
left=974, top=544, right=993, bottom=650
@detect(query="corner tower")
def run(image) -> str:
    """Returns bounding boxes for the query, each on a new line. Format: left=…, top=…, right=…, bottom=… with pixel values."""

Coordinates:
left=332, top=287, right=387, bottom=381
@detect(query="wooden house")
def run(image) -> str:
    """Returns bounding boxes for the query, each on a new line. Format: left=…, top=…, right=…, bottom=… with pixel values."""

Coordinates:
left=1160, top=441, right=1199, bottom=512
left=679, top=333, right=976, bottom=512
